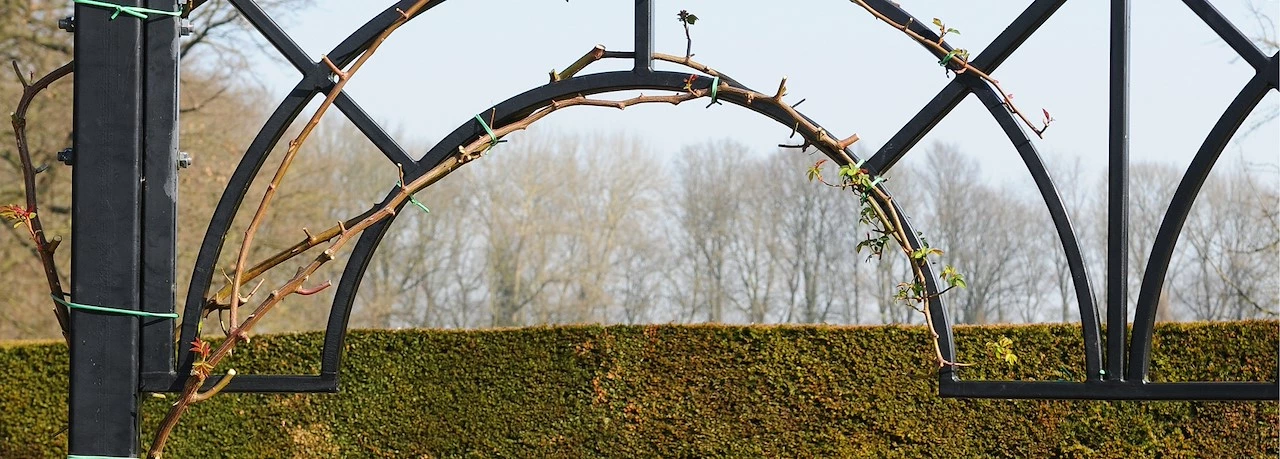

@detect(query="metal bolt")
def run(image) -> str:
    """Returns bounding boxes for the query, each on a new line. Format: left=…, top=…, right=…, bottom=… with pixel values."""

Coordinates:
left=57, top=148, right=74, bottom=166
left=177, top=151, right=192, bottom=169
left=58, top=16, right=74, bottom=33
left=179, top=20, right=195, bottom=36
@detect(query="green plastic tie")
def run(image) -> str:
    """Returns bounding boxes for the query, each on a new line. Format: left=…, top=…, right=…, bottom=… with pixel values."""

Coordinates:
left=705, top=75, right=723, bottom=108
left=397, top=179, right=430, bottom=214
left=53, top=294, right=178, bottom=319
left=474, top=114, right=506, bottom=153
left=869, top=176, right=885, bottom=188
left=73, top=0, right=181, bottom=20
left=939, top=50, right=960, bottom=67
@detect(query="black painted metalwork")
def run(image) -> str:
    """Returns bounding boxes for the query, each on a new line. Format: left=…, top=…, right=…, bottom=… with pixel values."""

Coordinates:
left=105, top=0, right=1275, bottom=402
left=69, top=0, right=180, bottom=455
left=1128, top=0, right=1279, bottom=384
left=1106, top=0, right=1131, bottom=383
left=634, top=0, right=653, bottom=73
left=140, top=0, right=182, bottom=384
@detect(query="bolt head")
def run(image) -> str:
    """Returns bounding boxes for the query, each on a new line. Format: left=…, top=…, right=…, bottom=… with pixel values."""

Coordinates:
left=57, top=148, right=74, bottom=166
left=177, top=152, right=193, bottom=169
left=180, top=20, right=195, bottom=36
left=58, top=16, right=74, bottom=33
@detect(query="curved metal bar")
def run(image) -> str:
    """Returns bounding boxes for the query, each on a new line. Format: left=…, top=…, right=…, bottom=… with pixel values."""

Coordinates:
left=318, top=69, right=955, bottom=379
left=175, top=0, right=447, bottom=382
left=326, top=0, right=436, bottom=67
left=971, top=84, right=1103, bottom=381
left=859, top=0, right=952, bottom=57
left=863, top=0, right=1066, bottom=174
left=174, top=80, right=318, bottom=379
left=1128, top=57, right=1278, bottom=382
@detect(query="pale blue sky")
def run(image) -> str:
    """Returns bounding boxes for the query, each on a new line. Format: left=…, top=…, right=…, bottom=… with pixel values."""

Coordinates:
left=240, top=0, right=1278, bottom=183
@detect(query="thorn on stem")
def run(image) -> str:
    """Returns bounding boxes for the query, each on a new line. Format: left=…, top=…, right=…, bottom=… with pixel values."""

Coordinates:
left=237, top=279, right=265, bottom=305
left=295, top=280, right=332, bottom=296
left=191, top=369, right=237, bottom=403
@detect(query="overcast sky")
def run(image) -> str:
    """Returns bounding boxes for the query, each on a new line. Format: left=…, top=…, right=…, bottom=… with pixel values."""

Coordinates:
left=240, top=0, right=1278, bottom=184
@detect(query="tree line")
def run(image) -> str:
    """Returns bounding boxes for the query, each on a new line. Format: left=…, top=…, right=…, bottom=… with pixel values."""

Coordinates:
left=327, top=127, right=1277, bottom=331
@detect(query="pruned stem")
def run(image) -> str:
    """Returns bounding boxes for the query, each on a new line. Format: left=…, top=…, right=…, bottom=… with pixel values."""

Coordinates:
left=552, top=45, right=606, bottom=82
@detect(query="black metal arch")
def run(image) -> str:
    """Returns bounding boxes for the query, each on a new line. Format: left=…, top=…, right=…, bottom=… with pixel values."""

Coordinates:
left=137, top=0, right=1278, bottom=402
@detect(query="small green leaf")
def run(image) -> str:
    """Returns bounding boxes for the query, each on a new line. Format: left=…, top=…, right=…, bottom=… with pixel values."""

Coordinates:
left=685, top=14, right=698, bottom=24
left=932, top=18, right=944, bottom=27
left=947, top=28, right=960, bottom=35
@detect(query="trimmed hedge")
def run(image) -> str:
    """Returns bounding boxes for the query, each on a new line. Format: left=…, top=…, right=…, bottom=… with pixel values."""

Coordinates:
left=1, top=322, right=1276, bottom=457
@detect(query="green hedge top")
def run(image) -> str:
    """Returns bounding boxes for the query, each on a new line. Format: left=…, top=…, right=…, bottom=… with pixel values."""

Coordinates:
left=1, top=321, right=1276, bottom=458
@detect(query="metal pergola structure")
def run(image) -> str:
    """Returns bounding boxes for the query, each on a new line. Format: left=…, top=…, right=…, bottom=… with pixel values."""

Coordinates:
left=64, top=0, right=1277, bottom=456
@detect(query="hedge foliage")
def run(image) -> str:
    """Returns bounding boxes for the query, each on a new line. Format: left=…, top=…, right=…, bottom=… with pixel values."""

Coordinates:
left=1, top=322, right=1276, bottom=457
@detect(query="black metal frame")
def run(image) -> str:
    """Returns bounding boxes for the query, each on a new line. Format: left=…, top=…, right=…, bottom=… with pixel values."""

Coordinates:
left=137, top=0, right=1278, bottom=400
left=68, top=1, right=1277, bottom=452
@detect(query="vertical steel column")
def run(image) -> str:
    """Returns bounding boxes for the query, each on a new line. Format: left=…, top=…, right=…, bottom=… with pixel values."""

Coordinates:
left=69, top=1, right=146, bottom=456
left=634, top=0, right=653, bottom=73
left=140, top=1, right=182, bottom=380
left=1105, top=0, right=1130, bottom=382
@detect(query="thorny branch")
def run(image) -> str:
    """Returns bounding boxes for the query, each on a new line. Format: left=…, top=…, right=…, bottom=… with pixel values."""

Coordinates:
left=5, top=60, right=74, bottom=344
left=849, top=0, right=1054, bottom=137
left=146, top=1, right=430, bottom=457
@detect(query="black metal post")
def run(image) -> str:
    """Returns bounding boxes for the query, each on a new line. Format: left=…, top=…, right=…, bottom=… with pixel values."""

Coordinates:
left=1105, top=0, right=1130, bottom=382
left=69, top=1, right=146, bottom=456
left=634, top=0, right=653, bottom=73
left=140, top=0, right=182, bottom=384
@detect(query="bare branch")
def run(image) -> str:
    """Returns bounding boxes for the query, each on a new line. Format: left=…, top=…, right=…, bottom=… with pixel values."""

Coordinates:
left=8, top=60, right=74, bottom=343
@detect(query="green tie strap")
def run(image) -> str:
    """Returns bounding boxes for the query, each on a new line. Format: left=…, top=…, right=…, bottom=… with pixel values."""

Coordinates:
left=397, top=179, right=431, bottom=214
left=705, top=75, right=723, bottom=108
left=73, top=0, right=180, bottom=20
left=474, top=114, right=507, bottom=153
left=939, top=50, right=961, bottom=67
left=53, top=294, right=178, bottom=319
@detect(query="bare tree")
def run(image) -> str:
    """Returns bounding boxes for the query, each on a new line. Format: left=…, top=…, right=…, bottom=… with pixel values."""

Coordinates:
left=669, top=140, right=743, bottom=323
left=1176, top=162, right=1279, bottom=320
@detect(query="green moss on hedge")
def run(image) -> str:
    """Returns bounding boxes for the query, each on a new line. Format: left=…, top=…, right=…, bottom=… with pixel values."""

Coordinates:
left=0, top=322, right=1275, bottom=457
